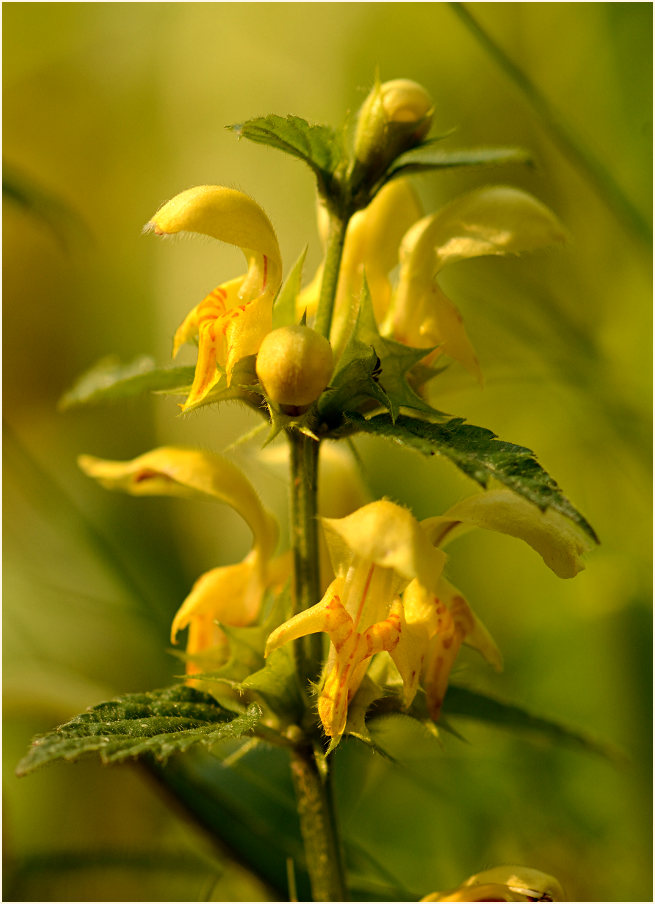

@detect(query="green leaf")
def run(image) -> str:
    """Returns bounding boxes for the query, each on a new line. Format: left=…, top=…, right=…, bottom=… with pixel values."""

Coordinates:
left=385, top=144, right=533, bottom=181
left=228, top=115, right=341, bottom=192
left=346, top=412, right=598, bottom=542
left=440, top=683, right=623, bottom=760
left=59, top=356, right=195, bottom=410
left=273, top=246, right=307, bottom=328
left=16, top=685, right=262, bottom=774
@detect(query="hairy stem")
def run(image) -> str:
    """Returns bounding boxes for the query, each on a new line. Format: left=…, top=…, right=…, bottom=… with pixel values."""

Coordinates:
left=290, top=746, right=347, bottom=901
left=285, top=194, right=353, bottom=901
left=288, top=431, right=347, bottom=900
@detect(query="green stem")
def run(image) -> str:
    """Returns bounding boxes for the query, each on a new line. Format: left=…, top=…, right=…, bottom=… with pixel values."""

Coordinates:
left=290, top=747, right=347, bottom=902
left=285, top=194, right=353, bottom=902
left=288, top=429, right=323, bottom=682
left=287, top=432, right=347, bottom=900
left=314, top=213, right=349, bottom=339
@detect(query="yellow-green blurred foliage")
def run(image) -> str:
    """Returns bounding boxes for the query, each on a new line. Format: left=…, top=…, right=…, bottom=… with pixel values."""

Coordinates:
left=3, top=3, right=651, bottom=901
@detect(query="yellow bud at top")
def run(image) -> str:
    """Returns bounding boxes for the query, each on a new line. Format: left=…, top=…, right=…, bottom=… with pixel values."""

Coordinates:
left=256, top=325, right=333, bottom=410
left=353, top=78, right=434, bottom=177
left=379, top=78, right=434, bottom=126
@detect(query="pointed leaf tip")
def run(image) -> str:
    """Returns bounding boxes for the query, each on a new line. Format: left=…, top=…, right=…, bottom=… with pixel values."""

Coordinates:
left=17, top=686, right=262, bottom=775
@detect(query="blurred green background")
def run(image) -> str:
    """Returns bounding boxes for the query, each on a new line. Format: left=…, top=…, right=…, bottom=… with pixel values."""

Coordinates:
left=3, top=3, right=651, bottom=901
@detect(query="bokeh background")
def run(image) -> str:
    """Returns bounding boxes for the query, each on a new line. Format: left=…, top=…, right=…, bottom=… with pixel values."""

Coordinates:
left=3, top=3, right=651, bottom=901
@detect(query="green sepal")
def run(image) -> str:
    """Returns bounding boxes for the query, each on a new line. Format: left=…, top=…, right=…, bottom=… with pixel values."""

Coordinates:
left=191, top=622, right=268, bottom=684
left=227, top=115, right=342, bottom=197
left=16, top=685, right=262, bottom=775
left=345, top=411, right=598, bottom=542
left=180, top=356, right=265, bottom=414
left=273, top=246, right=307, bottom=329
left=332, top=674, right=400, bottom=758
left=318, top=344, right=391, bottom=427
left=179, top=584, right=292, bottom=688
left=238, top=646, right=304, bottom=721
left=58, top=355, right=195, bottom=410
left=260, top=403, right=320, bottom=447
left=320, top=278, right=447, bottom=427
left=383, top=144, right=533, bottom=182
left=349, top=283, right=440, bottom=421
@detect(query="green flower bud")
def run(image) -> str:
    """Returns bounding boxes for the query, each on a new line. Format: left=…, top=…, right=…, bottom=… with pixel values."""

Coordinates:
left=256, top=325, right=333, bottom=411
left=353, top=78, right=434, bottom=179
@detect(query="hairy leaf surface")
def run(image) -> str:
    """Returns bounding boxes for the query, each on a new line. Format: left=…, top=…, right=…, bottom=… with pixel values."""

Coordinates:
left=17, top=686, right=261, bottom=774
left=228, top=115, right=341, bottom=188
left=59, top=356, right=194, bottom=409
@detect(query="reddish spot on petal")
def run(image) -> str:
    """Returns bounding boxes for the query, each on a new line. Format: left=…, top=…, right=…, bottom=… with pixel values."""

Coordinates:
left=133, top=469, right=173, bottom=484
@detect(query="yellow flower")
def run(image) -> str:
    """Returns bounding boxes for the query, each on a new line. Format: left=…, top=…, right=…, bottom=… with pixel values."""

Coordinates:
left=421, top=865, right=564, bottom=902
left=422, top=488, right=590, bottom=580
left=266, top=488, right=590, bottom=737
left=392, top=575, right=502, bottom=721
left=265, top=499, right=446, bottom=741
left=302, top=180, right=565, bottom=383
left=383, top=185, right=567, bottom=382
left=145, top=185, right=283, bottom=410
left=78, top=447, right=290, bottom=675
left=393, top=488, right=591, bottom=719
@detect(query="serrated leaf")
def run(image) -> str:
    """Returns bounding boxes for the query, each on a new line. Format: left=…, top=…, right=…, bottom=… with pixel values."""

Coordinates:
left=385, top=145, right=533, bottom=181
left=440, top=684, right=622, bottom=760
left=59, top=356, right=195, bottom=410
left=228, top=115, right=341, bottom=191
left=16, top=686, right=262, bottom=774
left=346, top=412, right=597, bottom=542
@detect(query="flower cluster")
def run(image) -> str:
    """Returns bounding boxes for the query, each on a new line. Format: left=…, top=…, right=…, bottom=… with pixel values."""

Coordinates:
left=266, top=490, right=587, bottom=742
left=301, top=177, right=565, bottom=371
left=81, top=446, right=588, bottom=742
left=23, top=75, right=593, bottom=904
left=78, top=77, right=587, bottom=748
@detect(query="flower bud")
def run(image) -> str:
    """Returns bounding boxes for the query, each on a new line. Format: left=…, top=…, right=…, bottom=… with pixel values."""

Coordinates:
left=353, top=78, right=434, bottom=178
left=256, top=325, right=333, bottom=411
